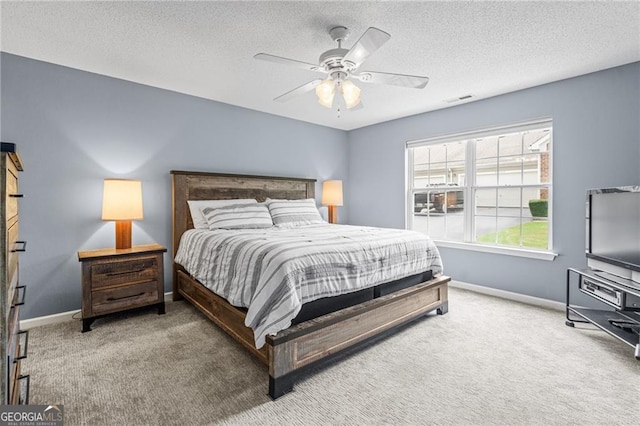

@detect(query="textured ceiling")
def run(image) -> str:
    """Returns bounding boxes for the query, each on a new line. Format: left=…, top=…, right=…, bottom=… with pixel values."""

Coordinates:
left=1, top=1, right=639, bottom=131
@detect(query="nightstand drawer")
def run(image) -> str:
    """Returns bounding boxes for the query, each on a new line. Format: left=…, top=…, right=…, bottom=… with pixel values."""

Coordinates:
left=91, top=280, right=159, bottom=315
left=91, top=256, right=158, bottom=289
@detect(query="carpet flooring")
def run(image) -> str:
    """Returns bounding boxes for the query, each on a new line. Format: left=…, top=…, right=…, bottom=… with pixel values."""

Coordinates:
left=22, top=287, right=640, bottom=425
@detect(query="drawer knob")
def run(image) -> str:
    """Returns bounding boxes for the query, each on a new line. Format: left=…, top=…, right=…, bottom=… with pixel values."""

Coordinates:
left=9, top=194, right=24, bottom=198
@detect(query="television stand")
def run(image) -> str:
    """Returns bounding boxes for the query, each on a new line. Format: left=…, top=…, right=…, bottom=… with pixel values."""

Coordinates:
left=565, top=268, right=640, bottom=359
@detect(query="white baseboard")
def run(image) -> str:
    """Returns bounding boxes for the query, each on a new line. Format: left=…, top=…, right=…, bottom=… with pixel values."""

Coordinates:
left=450, top=280, right=564, bottom=311
left=21, top=309, right=80, bottom=330
left=21, top=292, right=174, bottom=330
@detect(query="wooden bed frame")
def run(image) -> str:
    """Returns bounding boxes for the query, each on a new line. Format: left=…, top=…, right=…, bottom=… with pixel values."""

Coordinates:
left=171, top=170, right=450, bottom=399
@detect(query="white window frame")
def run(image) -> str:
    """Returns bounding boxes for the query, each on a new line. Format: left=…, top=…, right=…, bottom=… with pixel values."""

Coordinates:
left=406, top=119, right=557, bottom=261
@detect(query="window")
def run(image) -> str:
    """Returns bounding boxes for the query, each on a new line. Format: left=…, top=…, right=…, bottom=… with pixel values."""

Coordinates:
left=407, top=120, right=552, bottom=255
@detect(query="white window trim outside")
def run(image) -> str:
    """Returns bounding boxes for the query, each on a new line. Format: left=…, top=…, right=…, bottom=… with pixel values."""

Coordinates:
left=406, top=118, right=558, bottom=261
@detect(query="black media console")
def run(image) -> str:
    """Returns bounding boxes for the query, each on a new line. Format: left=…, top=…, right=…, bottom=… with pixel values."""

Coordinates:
left=566, top=268, right=640, bottom=359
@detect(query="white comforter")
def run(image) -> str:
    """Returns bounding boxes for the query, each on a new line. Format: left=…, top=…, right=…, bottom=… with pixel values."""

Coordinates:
left=174, top=223, right=443, bottom=348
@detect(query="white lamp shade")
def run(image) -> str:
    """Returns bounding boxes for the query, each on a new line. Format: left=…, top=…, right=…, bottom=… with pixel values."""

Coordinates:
left=340, top=80, right=361, bottom=109
left=101, top=179, right=144, bottom=221
left=322, top=180, right=344, bottom=206
left=316, top=79, right=335, bottom=108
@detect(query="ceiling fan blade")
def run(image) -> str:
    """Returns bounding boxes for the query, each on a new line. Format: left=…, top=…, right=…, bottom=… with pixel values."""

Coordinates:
left=274, top=79, right=323, bottom=102
left=342, top=27, right=391, bottom=69
left=353, top=71, right=429, bottom=89
left=254, top=53, right=323, bottom=73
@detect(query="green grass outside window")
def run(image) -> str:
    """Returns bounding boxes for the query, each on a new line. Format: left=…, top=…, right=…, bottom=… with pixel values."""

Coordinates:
left=477, top=221, right=548, bottom=249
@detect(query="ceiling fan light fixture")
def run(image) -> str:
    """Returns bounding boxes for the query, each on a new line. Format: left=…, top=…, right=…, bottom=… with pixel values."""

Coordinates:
left=340, top=79, right=361, bottom=109
left=316, top=79, right=335, bottom=108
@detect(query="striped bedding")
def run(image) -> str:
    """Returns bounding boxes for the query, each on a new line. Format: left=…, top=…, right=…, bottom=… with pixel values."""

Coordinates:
left=174, top=223, right=443, bottom=348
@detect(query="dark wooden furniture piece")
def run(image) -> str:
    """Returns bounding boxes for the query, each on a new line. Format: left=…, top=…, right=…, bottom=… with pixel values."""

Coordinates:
left=78, top=244, right=167, bottom=332
left=1, top=142, right=29, bottom=404
left=171, top=170, right=450, bottom=399
left=566, top=268, right=640, bottom=359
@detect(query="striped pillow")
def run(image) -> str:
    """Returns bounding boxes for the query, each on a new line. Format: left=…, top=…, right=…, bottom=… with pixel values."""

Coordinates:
left=202, top=204, right=273, bottom=230
left=266, top=198, right=324, bottom=227
left=188, top=199, right=257, bottom=229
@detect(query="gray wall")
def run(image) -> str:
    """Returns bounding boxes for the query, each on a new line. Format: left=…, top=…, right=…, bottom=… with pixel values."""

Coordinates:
left=348, top=62, right=640, bottom=302
left=0, top=53, right=349, bottom=319
left=2, top=51, right=638, bottom=319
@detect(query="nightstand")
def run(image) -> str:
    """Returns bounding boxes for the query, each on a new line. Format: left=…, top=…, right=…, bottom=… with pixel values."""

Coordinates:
left=78, top=243, right=167, bottom=332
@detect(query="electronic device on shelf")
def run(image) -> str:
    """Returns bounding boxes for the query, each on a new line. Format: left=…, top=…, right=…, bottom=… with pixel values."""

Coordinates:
left=579, top=277, right=640, bottom=311
left=586, top=186, right=640, bottom=285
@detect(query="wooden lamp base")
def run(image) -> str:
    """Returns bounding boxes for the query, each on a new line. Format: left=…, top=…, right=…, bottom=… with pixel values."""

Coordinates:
left=115, top=221, right=132, bottom=249
left=327, top=205, right=338, bottom=224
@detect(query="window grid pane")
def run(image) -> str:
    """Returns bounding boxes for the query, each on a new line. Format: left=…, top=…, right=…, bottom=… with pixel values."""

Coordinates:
left=408, top=123, right=551, bottom=251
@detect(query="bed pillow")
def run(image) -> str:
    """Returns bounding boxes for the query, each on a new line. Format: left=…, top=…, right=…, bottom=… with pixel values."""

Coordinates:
left=202, top=203, right=273, bottom=230
left=266, top=198, right=324, bottom=227
left=187, top=199, right=257, bottom=229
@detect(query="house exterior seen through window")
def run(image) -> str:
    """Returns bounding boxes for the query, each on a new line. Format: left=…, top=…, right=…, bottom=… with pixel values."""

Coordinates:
left=406, top=120, right=552, bottom=253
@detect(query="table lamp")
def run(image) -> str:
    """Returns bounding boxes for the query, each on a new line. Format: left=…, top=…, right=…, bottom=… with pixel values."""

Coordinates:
left=322, top=180, right=343, bottom=224
left=102, top=178, right=143, bottom=249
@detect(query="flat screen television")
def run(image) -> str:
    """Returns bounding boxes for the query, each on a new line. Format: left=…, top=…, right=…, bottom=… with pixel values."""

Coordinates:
left=586, top=186, right=640, bottom=284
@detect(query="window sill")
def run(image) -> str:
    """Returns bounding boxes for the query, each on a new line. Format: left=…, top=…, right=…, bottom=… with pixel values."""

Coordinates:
left=434, top=240, right=558, bottom=261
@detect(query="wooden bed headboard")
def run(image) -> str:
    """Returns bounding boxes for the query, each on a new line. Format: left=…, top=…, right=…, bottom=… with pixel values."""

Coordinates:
left=170, top=170, right=316, bottom=292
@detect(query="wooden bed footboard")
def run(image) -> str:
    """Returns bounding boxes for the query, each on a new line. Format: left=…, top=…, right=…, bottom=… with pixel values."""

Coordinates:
left=267, top=274, right=449, bottom=398
left=177, top=268, right=449, bottom=399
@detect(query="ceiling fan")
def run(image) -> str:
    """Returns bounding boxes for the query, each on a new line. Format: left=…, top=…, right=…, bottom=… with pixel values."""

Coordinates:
left=254, top=26, right=429, bottom=110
